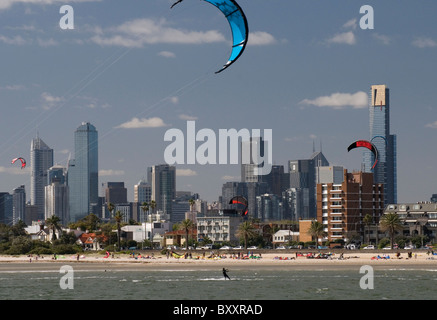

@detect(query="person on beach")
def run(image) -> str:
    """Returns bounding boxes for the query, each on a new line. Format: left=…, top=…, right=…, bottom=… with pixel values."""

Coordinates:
left=223, top=268, right=231, bottom=280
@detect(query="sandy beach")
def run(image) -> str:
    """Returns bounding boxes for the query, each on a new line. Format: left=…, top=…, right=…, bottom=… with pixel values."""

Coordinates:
left=1, top=250, right=437, bottom=272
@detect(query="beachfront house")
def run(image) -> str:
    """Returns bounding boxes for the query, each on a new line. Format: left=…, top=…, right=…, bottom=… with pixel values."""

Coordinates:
left=76, top=233, right=106, bottom=251
left=164, top=229, right=197, bottom=248
left=272, top=230, right=299, bottom=247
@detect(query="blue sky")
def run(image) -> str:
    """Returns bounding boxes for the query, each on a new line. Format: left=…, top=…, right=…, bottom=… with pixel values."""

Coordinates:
left=0, top=0, right=436, bottom=203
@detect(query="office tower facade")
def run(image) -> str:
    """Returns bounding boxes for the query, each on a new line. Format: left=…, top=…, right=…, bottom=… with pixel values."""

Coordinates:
left=45, top=181, right=69, bottom=223
left=134, top=180, right=152, bottom=204
left=149, top=164, right=176, bottom=219
left=241, top=136, right=271, bottom=183
left=0, top=192, right=12, bottom=225
left=12, top=185, right=26, bottom=224
left=67, top=122, right=98, bottom=222
left=364, top=84, right=397, bottom=205
left=256, top=193, right=282, bottom=221
left=30, top=135, right=54, bottom=220
left=316, top=168, right=384, bottom=243
left=45, top=165, right=69, bottom=223
left=104, top=182, right=127, bottom=205
left=221, top=181, right=269, bottom=219
left=288, top=151, right=329, bottom=220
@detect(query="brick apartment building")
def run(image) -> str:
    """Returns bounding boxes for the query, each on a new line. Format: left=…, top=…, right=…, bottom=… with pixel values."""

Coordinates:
left=316, top=167, right=384, bottom=243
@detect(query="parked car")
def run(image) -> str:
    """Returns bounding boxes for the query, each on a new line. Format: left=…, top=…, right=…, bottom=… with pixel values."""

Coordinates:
left=219, top=246, right=232, bottom=250
left=234, top=246, right=244, bottom=250
left=404, top=245, right=416, bottom=250
left=276, top=246, right=286, bottom=249
left=363, top=245, right=375, bottom=250
left=247, top=246, right=258, bottom=250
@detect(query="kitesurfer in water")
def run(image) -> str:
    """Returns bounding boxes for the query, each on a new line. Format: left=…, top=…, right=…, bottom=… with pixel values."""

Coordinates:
left=223, top=268, right=231, bottom=280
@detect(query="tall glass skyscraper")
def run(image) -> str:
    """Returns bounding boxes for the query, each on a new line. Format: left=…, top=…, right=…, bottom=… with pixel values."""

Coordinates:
left=148, top=164, right=175, bottom=220
left=30, top=135, right=54, bottom=220
left=67, top=122, right=98, bottom=222
left=364, top=84, right=397, bottom=205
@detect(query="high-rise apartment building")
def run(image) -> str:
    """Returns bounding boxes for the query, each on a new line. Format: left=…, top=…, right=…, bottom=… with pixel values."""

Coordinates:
left=67, top=122, right=98, bottom=222
left=30, top=135, right=53, bottom=220
left=316, top=168, right=384, bottom=243
left=364, top=84, right=397, bottom=205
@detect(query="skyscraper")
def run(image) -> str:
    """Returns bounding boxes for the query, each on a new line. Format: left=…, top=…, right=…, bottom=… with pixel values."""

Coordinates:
left=30, top=135, right=54, bottom=220
left=148, top=164, right=176, bottom=219
left=288, top=150, right=329, bottom=220
left=45, top=165, right=69, bottom=223
left=12, top=185, right=26, bottom=224
left=364, top=84, right=397, bottom=204
left=67, top=122, right=98, bottom=222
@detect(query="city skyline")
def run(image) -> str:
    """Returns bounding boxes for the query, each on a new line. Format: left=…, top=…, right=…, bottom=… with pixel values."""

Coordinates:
left=1, top=1, right=437, bottom=204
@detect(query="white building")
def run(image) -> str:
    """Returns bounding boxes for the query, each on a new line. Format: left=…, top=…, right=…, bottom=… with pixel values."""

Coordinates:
left=197, top=212, right=242, bottom=244
left=272, top=230, right=299, bottom=246
left=45, top=181, right=69, bottom=224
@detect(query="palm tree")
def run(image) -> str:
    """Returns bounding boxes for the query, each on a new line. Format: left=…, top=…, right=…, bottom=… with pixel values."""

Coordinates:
left=114, top=210, right=124, bottom=251
left=46, top=215, right=62, bottom=241
left=180, top=219, right=194, bottom=249
left=141, top=202, right=149, bottom=222
left=107, top=202, right=115, bottom=219
left=149, top=200, right=156, bottom=221
left=307, top=220, right=326, bottom=249
left=237, top=221, right=257, bottom=249
left=363, top=214, right=373, bottom=245
left=379, top=213, right=403, bottom=249
left=189, top=198, right=195, bottom=212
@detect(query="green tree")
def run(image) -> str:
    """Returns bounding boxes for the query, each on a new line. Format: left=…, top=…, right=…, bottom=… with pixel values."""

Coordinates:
left=141, top=202, right=149, bottom=222
left=307, top=220, right=326, bottom=248
left=379, top=213, right=403, bottom=249
left=237, top=221, right=257, bottom=249
left=46, top=215, right=62, bottom=241
left=363, top=214, right=373, bottom=245
left=189, top=198, right=195, bottom=212
left=180, top=219, right=194, bottom=249
left=149, top=200, right=156, bottom=215
left=114, top=210, right=124, bottom=251
left=107, top=202, right=115, bottom=219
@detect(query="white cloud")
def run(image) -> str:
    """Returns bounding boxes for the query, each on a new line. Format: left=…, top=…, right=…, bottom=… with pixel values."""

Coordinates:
left=37, top=37, right=57, bottom=47
left=41, top=92, right=63, bottom=110
left=412, top=37, right=437, bottom=48
left=158, top=51, right=176, bottom=58
left=115, top=117, right=169, bottom=129
left=0, top=0, right=101, bottom=11
left=343, top=18, right=357, bottom=30
left=0, top=35, right=28, bottom=45
left=248, top=31, right=276, bottom=46
left=425, top=121, right=437, bottom=129
left=176, top=168, right=197, bottom=177
left=300, top=91, right=368, bottom=109
left=99, top=169, right=125, bottom=176
left=326, top=31, right=356, bottom=45
left=168, top=96, right=179, bottom=105
left=373, top=33, right=392, bottom=45
left=221, top=175, right=239, bottom=180
left=179, top=114, right=198, bottom=121
left=91, top=18, right=226, bottom=48
left=0, top=84, right=25, bottom=90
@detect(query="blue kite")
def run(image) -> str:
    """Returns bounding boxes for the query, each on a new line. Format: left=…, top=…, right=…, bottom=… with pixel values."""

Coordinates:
left=171, top=0, right=249, bottom=73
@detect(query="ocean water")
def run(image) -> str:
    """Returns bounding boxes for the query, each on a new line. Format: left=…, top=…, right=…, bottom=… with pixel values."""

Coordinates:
left=1, top=265, right=437, bottom=300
